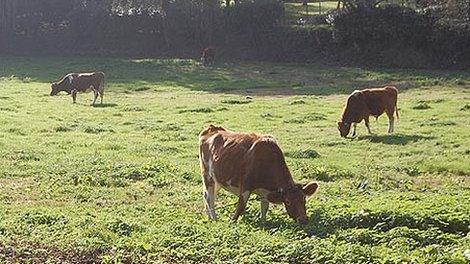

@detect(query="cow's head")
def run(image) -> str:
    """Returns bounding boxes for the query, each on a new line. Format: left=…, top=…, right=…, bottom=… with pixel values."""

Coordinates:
left=337, top=121, right=351, bottom=138
left=266, top=182, right=318, bottom=224
left=50, top=82, right=60, bottom=96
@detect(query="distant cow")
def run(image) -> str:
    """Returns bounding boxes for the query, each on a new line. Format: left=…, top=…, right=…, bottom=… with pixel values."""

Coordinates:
left=201, top=47, right=216, bottom=66
left=50, top=72, right=105, bottom=105
left=199, top=125, right=318, bottom=224
left=338, top=86, right=399, bottom=138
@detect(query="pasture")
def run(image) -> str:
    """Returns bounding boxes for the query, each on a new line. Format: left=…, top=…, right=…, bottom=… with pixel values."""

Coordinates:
left=0, top=57, right=469, bottom=263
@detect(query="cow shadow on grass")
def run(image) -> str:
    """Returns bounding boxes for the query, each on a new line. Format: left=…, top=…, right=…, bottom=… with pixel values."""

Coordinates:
left=356, top=134, right=434, bottom=145
left=92, top=103, right=118, bottom=108
left=249, top=207, right=467, bottom=240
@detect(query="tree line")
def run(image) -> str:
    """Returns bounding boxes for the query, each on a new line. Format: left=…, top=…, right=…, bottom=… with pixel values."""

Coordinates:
left=0, top=0, right=469, bottom=68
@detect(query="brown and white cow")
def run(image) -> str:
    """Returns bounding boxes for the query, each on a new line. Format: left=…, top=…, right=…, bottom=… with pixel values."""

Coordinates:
left=338, top=86, right=399, bottom=138
left=50, top=72, right=105, bottom=105
left=199, top=125, right=318, bottom=224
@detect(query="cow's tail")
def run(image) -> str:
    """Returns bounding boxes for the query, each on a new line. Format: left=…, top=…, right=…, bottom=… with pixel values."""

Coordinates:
left=395, top=101, right=399, bottom=121
left=388, top=86, right=399, bottom=122
left=99, top=73, right=105, bottom=92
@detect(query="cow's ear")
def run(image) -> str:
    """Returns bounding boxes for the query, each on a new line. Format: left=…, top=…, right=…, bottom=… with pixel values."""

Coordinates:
left=302, top=182, right=318, bottom=197
left=337, top=121, right=342, bottom=127
left=266, top=191, right=284, bottom=204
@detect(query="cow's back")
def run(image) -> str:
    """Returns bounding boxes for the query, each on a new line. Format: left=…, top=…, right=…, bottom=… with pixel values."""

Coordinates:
left=363, top=86, right=397, bottom=116
left=243, top=137, right=293, bottom=191
left=199, top=129, right=291, bottom=193
left=72, top=72, right=105, bottom=92
left=200, top=131, right=258, bottom=186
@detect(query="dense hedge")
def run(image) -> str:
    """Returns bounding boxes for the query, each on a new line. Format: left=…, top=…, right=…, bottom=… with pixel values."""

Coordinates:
left=328, top=5, right=470, bottom=68
left=1, top=0, right=469, bottom=68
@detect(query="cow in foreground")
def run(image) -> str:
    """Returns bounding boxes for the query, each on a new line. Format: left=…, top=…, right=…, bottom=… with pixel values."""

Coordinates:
left=338, top=86, right=399, bottom=138
left=50, top=72, right=105, bottom=105
left=199, top=125, right=318, bottom=224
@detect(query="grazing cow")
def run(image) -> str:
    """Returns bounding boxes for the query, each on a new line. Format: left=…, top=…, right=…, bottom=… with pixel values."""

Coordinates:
left=201, top=47, right=216, bottom=66
left=50, top=72, right=105, bottom=105
left=199, top=125, right=318, bottom=224
left=338, top=86, right=399, bottom=138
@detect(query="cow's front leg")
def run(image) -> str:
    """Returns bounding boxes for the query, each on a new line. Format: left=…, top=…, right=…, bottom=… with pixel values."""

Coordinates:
left=71, top=89, right=77, bottom=103
left=232, top=191, right=250, bottom=221
left=260, top=198, right=269, bottom=221
left=351, top=123, right=357, bottom=137
left=365, top=117, right=372, bottom=134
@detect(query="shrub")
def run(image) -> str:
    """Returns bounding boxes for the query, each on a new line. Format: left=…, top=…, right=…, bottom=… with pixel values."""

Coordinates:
left=286, top=149, right=321, bottom=159
left=412, top=101, right=431, bottom=110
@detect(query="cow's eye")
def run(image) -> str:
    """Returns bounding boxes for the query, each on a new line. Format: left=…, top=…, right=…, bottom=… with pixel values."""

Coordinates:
left=285, top=200, right=291, bottom=206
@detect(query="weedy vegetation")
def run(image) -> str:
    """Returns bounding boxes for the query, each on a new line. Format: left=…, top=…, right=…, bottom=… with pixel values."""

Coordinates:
left=0, top=57, right=469, bottom=263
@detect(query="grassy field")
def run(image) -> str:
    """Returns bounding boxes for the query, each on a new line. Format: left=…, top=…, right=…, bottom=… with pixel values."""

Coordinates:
left=0, top=57, right=469, bottom=263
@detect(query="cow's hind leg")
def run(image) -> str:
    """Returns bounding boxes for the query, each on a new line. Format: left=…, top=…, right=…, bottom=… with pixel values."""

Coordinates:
left=260, top=198, right=269, bottom=221
left=71, top=89, right=77, bottom=104
left=386, top=110, right=395, bottom=133
left=200, top=148, right=219, bottom=220
left=388, top=116, right=395, bottom=133
left=99, top=80, right=104, bottom=104
left=100, top=90, right=104, bottom=104
left=232, top=191, right=250, bottom=221
left=203, top=182, right=218, bottom=220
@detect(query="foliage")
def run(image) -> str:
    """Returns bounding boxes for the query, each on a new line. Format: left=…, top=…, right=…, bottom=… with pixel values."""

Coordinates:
left=327, top=4, right=470, bottom=67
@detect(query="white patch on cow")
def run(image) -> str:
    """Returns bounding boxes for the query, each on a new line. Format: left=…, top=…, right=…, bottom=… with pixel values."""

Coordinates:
left=67, top=74, right=73, bottom=84
left=207, top=158, right=215, bottom=181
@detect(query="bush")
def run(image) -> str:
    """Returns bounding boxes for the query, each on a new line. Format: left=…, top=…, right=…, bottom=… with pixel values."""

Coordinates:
left=328, top=5, right=470, bottom=68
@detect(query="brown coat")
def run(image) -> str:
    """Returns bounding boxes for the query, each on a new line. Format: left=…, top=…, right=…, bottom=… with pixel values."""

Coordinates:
left=338, top=86, right=399, bottom=137
left=199, top=125, right=318, bottom=224
left=51, top=72, right=105, bottom=105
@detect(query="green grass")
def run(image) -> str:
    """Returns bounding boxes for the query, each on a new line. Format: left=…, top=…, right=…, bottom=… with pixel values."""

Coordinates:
left=0, top=56, right=469, bottom=263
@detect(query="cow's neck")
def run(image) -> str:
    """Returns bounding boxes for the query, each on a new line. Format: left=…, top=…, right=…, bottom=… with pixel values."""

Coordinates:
left=276, top=170, right=296, bottom=191
left=342, top=109, right=356, bottom=123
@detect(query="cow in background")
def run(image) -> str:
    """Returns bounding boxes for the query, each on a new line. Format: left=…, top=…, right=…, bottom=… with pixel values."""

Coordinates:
left=50, top=72, right=105, bottom=106
left=201, top=47, right=216, bottom=67
left=199, top=125, right=318, bottom=224
left=338, top=86, right=399, bottom=138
